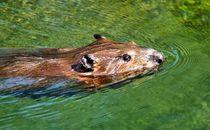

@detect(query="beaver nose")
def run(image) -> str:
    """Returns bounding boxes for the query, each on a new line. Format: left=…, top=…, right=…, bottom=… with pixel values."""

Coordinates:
left=146, top=48, right=165, bottom=65
left=149, top=54, right=164, bottom=65
left=156, top=58, right=163, bottom=64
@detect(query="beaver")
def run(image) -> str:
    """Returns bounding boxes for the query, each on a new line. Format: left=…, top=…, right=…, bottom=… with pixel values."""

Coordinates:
left=0, top=34, right=164, bottom=92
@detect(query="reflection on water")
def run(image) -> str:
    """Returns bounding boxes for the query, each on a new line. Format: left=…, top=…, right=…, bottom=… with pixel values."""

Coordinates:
left=0, top=77, right=37, bottom=89
left=0, top=0, right=210, bottom=129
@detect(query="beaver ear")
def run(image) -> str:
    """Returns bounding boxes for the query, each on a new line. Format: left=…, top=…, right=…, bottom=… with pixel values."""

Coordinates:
left=90, top=34, right=109, bottom=45
left=71, top=54, right=96, bottom=72
left=93, top=34, right=106, bottom=40
left=80, top=54, right=96, bottom=71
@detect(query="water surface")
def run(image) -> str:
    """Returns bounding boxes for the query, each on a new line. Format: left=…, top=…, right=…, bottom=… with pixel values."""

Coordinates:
left=0, top=0, right=210, bottom=129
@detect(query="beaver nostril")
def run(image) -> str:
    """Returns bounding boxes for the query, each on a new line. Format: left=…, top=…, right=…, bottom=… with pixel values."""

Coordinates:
left=156, top=59, right=162, bottom=64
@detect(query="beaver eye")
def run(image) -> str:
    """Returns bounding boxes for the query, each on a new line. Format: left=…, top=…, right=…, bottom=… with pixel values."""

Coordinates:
left=122, top=54, right=131, bottom=62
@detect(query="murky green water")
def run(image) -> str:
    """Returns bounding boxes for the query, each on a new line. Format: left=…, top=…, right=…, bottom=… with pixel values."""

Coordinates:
left=0, top=0, right=210, bottom=129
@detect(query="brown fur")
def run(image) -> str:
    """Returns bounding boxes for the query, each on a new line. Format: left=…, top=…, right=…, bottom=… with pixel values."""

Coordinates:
left=0, top=35, right=164, bottom=90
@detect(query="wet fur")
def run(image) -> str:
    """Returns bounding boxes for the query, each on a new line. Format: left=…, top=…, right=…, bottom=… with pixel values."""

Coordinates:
left=0, top=35, right=164, bottom=92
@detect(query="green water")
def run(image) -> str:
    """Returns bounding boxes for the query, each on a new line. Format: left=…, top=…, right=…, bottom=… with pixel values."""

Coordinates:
left=0, top=0, right=210, bottom=129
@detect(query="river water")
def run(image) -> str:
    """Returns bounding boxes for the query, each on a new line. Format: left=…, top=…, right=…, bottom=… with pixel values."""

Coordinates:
left=0, top=0, right=210, bottom=129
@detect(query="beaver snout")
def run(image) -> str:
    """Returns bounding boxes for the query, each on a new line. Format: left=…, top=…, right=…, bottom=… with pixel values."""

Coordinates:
left=152, top=55, right=163, bottom=64
left=150, top=53, right=165, bottom=65
left=147, top=49, right=165, bottom=65
left=156, top=58, right=163, bottom=64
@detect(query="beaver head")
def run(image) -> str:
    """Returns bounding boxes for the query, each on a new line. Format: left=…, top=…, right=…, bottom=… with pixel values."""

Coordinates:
left=71, top=34, right=165, bottom=86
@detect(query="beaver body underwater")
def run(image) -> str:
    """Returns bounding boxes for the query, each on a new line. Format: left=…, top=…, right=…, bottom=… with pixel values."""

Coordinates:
left=0, top=34, right=164, bottom=92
